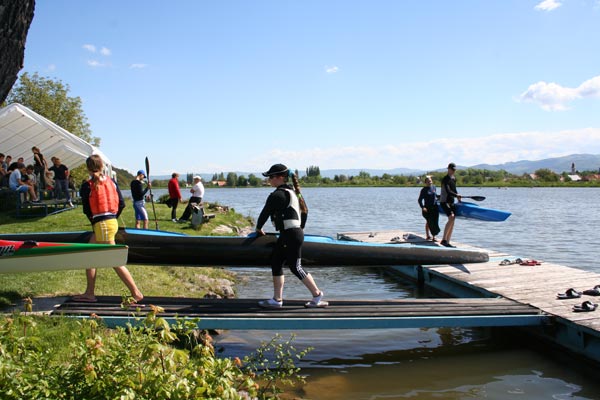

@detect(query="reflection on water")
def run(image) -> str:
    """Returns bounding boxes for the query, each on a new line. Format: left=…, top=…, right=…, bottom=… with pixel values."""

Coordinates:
left=296, top=349, right=597, bottom=400
left=217, top=266, right=600, bottom=399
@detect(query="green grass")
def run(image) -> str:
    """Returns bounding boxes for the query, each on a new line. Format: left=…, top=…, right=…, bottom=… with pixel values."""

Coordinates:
left=0, top=199, right=253, bottom=307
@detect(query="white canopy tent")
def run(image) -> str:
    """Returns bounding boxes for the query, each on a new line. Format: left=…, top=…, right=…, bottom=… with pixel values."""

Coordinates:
left=0, top=103, right=112, bottom=175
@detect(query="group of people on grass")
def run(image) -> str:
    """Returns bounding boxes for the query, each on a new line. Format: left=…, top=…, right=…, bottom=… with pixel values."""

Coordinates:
left=1, top=147, right=74, bottom=207
left=418, top=162, right=461, bottom=248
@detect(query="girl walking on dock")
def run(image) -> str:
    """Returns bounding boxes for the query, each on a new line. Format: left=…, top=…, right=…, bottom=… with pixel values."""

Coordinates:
left=255, top=163, right=328, bottom=309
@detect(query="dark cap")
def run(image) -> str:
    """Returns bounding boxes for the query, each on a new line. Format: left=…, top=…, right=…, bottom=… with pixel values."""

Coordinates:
left=137, top=169, right=146, bottom=177
left=448, top=163, right=456, bottom=170
left=262, top=163, right=288, bottom=177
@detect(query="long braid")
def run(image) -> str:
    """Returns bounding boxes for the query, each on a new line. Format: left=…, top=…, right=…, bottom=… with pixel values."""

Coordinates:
left=290, top=171, right=308, bottom=214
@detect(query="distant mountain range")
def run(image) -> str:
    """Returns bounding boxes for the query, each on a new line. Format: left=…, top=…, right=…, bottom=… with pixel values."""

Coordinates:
left=312, top=154, right=600, bottom=178
left=469, top=154, right=600, bottom=175
left=135, top=153, right=600, bottom=180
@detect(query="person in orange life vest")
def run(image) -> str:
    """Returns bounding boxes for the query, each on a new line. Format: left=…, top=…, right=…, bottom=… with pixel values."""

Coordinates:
left=72, top=154, right=143, bottom=304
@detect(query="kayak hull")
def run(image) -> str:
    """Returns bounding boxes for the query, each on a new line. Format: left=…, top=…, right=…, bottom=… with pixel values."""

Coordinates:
left=440, top=202, right=511, bottom=222
left=0, top=228, right=489, bottom=266
left=0, top=239, right=128, bottom=274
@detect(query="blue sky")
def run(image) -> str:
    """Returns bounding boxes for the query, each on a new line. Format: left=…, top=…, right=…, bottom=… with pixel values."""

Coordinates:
left=19, top=0, right=600, bottom=175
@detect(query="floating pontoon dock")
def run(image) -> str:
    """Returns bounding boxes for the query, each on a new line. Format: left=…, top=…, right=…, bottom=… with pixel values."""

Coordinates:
left=53, top=296, right=546, bottom=331
left=339, top=230, right=600, bottom=365
left=11, top=229, right=600, bottom=364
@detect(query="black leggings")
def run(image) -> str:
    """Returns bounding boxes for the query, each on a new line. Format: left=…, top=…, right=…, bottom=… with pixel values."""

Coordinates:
left=271, top=228, right=308, bottom=280
left=170, top=198, right=179, bottom=220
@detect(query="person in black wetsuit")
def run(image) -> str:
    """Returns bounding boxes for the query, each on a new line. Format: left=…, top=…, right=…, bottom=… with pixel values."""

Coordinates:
left=439, top=163, right=462, bottom=248
left=255, top=163, right=328, bottom=309
left=418, top=176, right=440, bottom=241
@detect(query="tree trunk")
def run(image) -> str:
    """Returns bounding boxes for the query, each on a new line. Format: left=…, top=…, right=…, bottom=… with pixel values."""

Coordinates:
left=0, top=0, right=36, bottom=104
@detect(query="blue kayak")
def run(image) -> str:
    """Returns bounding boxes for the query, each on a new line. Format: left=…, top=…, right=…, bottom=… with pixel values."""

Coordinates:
left=0, top=227, right=489, bottom=266
left=440, top=201, right=511, bottom=222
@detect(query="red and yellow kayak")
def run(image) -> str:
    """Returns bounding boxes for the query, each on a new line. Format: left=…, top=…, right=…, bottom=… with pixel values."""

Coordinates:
left=0, top=239, right=128, bottom=273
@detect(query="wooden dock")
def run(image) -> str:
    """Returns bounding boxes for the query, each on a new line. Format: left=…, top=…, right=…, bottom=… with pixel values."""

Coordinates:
left=53, top=296, right=546, bottom=330
left=339, top=229, right=600, bottom=364
left=18, top=228, right=600, bottom=364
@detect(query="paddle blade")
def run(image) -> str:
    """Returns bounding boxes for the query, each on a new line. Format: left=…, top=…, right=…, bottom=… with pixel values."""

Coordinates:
left=145, top=156, right=150, bottom=177
left=466, top=196, right=486, bottom=201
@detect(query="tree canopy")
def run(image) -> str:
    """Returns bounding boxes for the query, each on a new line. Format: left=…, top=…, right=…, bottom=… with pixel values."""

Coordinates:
left=6, top=72, right=99, bottom=146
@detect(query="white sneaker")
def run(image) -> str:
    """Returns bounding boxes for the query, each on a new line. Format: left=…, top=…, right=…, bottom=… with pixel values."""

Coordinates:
left=258, top=298, right=283, bottom=309
left=172, top=219, right=178, bottom=222
left=68, top=201, right=74, bottom=208
left=305, top=292, right=328, bottom=308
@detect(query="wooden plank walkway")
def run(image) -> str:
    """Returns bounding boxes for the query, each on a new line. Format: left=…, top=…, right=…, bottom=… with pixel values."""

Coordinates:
left=340, top=230, right=600, bottom=323
left=52, top=296, right=546, bottom=331
left=339, top=229, right=600, bottom=362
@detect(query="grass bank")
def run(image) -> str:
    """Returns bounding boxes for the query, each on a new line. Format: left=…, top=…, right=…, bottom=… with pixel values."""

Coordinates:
left=0, top=201, right=312, bottom=399
left=0, top=199, right=254, bottom=307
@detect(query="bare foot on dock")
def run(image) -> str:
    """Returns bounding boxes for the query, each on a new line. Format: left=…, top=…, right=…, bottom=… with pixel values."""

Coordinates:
left=72, top=295, right=98, bottom=303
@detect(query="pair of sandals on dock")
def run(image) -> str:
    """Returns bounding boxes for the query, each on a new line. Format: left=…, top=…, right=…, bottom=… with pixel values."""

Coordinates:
left=499, top=258, right=542, bottom=266
left=557, top=286, right=600, bottom=312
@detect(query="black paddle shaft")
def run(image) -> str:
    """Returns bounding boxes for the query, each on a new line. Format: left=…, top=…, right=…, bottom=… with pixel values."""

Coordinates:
left=462, top=195, right=486, bottom=201
left=145, top=156, right=159, bottom=229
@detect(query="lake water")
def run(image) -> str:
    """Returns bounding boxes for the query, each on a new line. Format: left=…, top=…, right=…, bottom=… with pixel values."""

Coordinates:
left=129, top=186, right=600, bottom=399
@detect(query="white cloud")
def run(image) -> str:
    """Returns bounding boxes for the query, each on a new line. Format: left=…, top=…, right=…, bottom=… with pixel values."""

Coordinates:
left=82, top=44, right=96, bottom=53
left=87, top=60, right=105, bottom=67
left=535, top=0, right=562, bottom=11
left=100, top=47, right=111, bottom=56
left=518, top=75, right=600, bottom=111
left=252, top=128, right=600, bottom=171
left=129, top=63, right=148, bottom=69
left=325, top=65, right=339, bottom=74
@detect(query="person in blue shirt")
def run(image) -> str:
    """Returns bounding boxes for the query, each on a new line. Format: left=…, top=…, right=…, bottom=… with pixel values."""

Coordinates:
left=8, top=162, right=40, bottom=203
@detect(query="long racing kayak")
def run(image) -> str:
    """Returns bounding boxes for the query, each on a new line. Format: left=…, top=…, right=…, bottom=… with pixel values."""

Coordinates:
left=0, top=239, right=128, bottom=274
left=0, top=228, right=489, bottom=266
left=440, top=201, right=511, bottom=222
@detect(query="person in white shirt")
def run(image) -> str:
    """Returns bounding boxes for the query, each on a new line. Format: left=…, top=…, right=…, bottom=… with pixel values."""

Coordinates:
left=178, top=175, right=205, bottom=222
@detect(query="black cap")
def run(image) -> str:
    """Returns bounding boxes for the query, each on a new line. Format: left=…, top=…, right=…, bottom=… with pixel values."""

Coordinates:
left=448, top=162, right=456, bottom=170
left=262, top=163, right=288, bottom=177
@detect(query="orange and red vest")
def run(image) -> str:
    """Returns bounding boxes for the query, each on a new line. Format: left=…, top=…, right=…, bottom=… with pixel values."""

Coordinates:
left=88, top=177, right=119, bottom=217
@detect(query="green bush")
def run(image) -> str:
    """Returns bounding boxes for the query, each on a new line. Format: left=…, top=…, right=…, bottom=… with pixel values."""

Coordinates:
left=0, top=309, right=310, bottom=399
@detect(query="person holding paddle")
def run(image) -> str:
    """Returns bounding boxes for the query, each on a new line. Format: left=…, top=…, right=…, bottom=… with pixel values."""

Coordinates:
left=440, top=162, right=462, bottom=248
left=255, top=163, right=327, bottom=309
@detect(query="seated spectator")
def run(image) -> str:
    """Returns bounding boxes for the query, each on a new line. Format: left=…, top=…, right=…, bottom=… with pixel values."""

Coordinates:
left=0, top=153, right=7, bottom=177
left=26, top=164, right=38, bottom=193
left=8, top=162, right=40, bottom=203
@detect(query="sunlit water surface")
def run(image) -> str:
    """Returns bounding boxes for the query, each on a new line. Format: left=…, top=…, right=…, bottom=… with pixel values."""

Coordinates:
left=127, top=187, right=600, bottom=399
